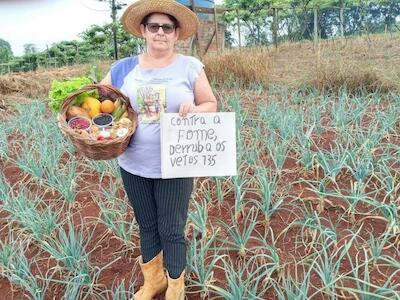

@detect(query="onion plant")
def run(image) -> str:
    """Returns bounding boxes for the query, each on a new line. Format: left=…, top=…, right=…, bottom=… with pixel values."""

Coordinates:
left=309, top=104, right=324, bottom=134
left=295, top=123, right=316, bottom=171
left=218, top=207, right=260, bottom=257
left=209, top=253, right=274, bottom=300
left=39, top=219, right=93, bottom=283
left=315, top=143, right=349, bottom=181
left=346, top=121, right=384, bottom=157
left=378, top=104, right=399, bottom=134
left=273, top=271, right=311, bottom=300
left=342, top=248, right=400, bottom=299
left=346, top=155, right=374, bottom=183
left=308, top=228, right=360, bottom=299
left=362, top=231, right=389, bottom=266
left=251, top=167, right=282, bottom=227
left=186, top=233, right=225, bottom=298
left=0, top=172, right=10, bottom=202
left=302, top=177, right=332, bottom=213
left=108, top=279, right=135, bottom=300
left=231, top=173, right=249, bottom=220
left=265, top=138, right=289, bottom=176
left=14, top=101, right=46, bottom=136
left=330, top=94, right=352, bottom=130
left=84, top=158, right=120, bottom=179
left=2, top=188, right=60, bottom=240
left=60, top=274, right=88, bottom=300
left=374, top=161, right=399, bottom=202
left=96, top=198, right=138, bottom=247
left=1, top=243, right=49, bottom=300
left=365, top=200, right=400, bottom=235
left=45, top=160, right=79, bottom=204
left=0, top=232, right=14, bottom=268
left=14, top=139, right=48, bottom=182
left=0, top=123, right=9, bottom=159
left=211, top=176, right=231, bottom=204
left=96, top=178, right=138, bottom=245
left=188, top=197, right=209, bottom=239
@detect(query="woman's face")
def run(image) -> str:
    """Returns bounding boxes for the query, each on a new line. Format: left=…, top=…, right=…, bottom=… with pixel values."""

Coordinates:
left=140, top=13, right=180, bottom=52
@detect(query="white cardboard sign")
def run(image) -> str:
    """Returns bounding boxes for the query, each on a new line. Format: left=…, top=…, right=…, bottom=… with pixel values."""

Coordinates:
left=160, top=112, right=237, bottom=178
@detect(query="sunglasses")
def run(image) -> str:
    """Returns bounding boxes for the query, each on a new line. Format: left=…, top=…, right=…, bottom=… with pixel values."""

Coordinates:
left=145, top=23, right=176, bottom=34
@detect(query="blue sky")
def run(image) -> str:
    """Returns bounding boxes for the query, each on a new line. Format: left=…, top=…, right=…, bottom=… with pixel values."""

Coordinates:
left=0, top=0, right=222, bottom=57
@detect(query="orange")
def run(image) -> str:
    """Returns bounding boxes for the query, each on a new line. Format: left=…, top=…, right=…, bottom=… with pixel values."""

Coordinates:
left=100, top=100, right=115, bottom=113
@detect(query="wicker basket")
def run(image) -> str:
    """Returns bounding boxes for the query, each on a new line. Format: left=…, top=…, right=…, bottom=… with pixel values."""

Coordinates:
left=58, top=84, right=137, bottom=160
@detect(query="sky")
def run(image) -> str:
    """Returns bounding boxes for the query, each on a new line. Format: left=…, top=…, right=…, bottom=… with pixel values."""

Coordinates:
left=0, top=0, right=223, bottom=57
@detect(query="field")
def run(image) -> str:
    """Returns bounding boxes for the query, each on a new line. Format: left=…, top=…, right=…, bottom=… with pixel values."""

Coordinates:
left=0, top=34, right=399, bottom=299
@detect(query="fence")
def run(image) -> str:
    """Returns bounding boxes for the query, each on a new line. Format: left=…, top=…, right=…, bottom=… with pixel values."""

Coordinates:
left=1, top=2, right=399, bottom=74
left=223, top=2, right=400, bottom=47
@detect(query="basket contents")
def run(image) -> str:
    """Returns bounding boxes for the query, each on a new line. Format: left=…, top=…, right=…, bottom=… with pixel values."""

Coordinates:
left=66, top=96, right=128, bottom=122
left=93, top=113, right=113, bottom=127
left=68, top=116, right=91, bottom=130
left=58, top=84, right=137, bottom=160
left=67, top=114, right=133, bottom=141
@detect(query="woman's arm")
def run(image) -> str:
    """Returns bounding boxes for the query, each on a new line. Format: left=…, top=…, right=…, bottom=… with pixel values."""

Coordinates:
left=100, top=71, right=112, bottom=85
left=179, top=69, right=217, bottom=117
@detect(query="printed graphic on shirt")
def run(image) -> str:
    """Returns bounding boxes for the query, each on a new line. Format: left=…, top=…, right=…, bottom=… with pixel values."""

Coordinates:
left=137, top=85, right=166, bottom=123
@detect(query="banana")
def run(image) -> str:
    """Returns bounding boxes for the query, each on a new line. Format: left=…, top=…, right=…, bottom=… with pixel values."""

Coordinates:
left=120, top=111, right=129, bottom=119
left=113, top=98, right=122, bottom=110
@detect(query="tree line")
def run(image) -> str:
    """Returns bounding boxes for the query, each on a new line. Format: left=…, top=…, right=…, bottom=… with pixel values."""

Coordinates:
left=222, top=0, right=400, bottom=45
left=0, top=22, right=144, bottom=74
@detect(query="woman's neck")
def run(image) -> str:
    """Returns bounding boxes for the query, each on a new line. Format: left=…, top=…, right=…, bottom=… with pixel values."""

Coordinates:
left=141, top=50, right=177, bottom=68
left=146, top=49, right=175, bottom=60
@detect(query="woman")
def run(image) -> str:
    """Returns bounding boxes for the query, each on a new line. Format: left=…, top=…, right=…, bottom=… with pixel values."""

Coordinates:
left=101, top=0, right=217, bottom=299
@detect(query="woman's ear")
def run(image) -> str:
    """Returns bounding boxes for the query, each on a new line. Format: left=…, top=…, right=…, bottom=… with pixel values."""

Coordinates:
left=140, top=24, right=146, bottom=36
left=174, top=27, right=180, bottom=40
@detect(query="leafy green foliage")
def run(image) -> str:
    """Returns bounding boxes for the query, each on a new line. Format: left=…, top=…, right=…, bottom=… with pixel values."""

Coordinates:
left=48, top=77, right=97, bottom=112
left=0, top=38, right=13, bottom=63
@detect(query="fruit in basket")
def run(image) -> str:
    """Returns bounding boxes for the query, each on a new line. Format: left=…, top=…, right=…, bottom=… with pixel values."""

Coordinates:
left=82, top=96, right=101, bottom=118
left=66, top=106, right=90, bottom=120
left=100, top=100, right=115, bottom=113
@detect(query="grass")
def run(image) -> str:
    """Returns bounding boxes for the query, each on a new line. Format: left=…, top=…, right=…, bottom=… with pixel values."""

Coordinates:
left=205, top=33, right=400, bottom=93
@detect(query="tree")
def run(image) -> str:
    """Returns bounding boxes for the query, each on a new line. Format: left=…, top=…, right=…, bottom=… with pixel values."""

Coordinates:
left=23, top=43, right=37, bottom=55
left=0, top=38, right=13, bottom=63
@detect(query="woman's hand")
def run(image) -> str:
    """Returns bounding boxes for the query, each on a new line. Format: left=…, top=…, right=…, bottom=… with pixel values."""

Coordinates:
left=179, top=101, right=197, bottom=117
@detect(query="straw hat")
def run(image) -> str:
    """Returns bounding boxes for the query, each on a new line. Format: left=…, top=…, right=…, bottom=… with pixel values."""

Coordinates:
left=121, top=0, right=200, bottom=40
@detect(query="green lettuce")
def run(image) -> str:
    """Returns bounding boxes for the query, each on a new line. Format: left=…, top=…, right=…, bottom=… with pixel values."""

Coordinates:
left=48, top=77, right=98, bottom=112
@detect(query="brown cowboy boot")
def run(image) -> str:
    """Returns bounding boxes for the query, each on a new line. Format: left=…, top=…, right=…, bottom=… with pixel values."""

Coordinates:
left=165, top=271, right=185, bottom=300
left=133, top=252, right=167, bottom=300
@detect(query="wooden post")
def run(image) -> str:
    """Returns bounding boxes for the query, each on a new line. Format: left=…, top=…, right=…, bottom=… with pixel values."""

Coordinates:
left=236, top=9, right=241, bottom=48
left=272, top=7, right=278, bottom=49
left=191, top=0, right=202, bottom=58
left=313, top=7, right=318, bottom=47
left=340, top=2, right=344, bottom=37
left=213, top=2, right=219, bottom=52
left=111, top=0, right=118, bottom=60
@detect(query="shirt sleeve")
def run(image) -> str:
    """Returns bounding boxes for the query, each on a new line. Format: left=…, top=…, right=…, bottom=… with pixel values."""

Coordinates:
left=187, top=56, right=205, bottom=91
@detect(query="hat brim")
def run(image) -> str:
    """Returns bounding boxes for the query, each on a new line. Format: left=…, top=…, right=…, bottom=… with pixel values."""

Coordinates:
left=121, top=0, right=200, bottom=40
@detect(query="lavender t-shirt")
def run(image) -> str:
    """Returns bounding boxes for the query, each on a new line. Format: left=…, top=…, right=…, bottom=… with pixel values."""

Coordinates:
left=113, top=54, right=204, bottom=178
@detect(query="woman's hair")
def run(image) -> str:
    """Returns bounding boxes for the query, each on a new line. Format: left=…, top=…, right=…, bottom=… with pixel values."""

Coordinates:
left=141, top=13, right=179, bottom=28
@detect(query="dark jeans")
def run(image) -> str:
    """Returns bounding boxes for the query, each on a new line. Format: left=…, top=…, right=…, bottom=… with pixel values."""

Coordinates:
left=120, top=167, right=193, bottom=278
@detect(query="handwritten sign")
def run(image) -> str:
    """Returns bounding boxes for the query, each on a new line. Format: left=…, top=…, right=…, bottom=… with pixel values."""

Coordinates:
left=160, top=112, right=237, bottom=178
